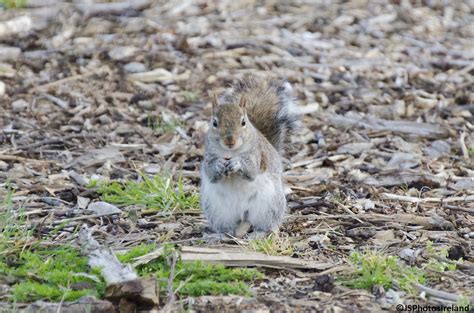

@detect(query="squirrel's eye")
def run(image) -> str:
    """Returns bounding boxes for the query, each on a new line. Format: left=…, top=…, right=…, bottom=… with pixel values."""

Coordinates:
left=241, top=118, right=246, bottom=127
left=212, top=119, right=218, bottom=128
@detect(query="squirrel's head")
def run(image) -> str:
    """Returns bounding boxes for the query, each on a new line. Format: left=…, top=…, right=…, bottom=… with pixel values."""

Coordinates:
left=209, top=94, right=250, bottom=151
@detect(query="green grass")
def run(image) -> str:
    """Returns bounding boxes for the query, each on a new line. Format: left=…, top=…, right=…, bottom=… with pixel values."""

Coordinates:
left=96, top=174, right=199, bottom=212
left=425, top=241, right=459, bottom=272
left=248, top=232, right=294, bottom=256
left=340, top=243, right=466, bottom=294
left=118, top=244, right=264, bottom=297
left=468, top=146, right=474, bottom=158
left=2, top=247, right=106, bottom=302
left=181, top=91, right=198, bottom=102
left=147, top=115, right=183, bottom=135
left=0, top=185, right=105, bottom=302
left=340, top=250, right=426, bottom=293
left=0, top=0, right=27, bottom=9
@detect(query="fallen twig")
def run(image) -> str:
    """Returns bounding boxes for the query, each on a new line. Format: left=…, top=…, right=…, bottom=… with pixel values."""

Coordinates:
left=415, top=283, right=474, bottom=303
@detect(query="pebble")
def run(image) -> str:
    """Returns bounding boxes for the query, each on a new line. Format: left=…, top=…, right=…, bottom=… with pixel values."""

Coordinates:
left=108, top=46, right=138, bottom=61
left=11, top=99, right=28, bottom=112
left=0, top=81, right=5, bottom=96
left=0, top=63, right=15, bottom=78
left=143, top=164, right=161, bottom=174
left=0, top=47, right=21, bottom=61
left=88, top=201, right=122, bottom=216
left=137, top=100, right=154, bottom=110
left=0, top=160, right=8, bottom=171
left=124, top=62, right=146, bottom=73
left=157, top=223, right=181, bottom=232
left=98, top=114, right=112, bottom=124
left=77, top=196, right=91, bottom=210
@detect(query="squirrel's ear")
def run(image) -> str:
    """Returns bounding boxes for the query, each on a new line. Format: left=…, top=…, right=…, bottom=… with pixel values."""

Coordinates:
left=212, top=93, right=219, bottom=114
left=239, top=95, right=247, bottom=110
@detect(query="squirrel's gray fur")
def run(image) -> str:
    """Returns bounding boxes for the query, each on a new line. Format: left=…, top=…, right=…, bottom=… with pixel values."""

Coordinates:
left=200, top=75, right=297, bottom=236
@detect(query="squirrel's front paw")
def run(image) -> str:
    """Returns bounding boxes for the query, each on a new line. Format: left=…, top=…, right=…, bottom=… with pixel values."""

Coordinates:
left=224, top=158, right=242, bottom=176
left=215, top=158, right=227, bottom=175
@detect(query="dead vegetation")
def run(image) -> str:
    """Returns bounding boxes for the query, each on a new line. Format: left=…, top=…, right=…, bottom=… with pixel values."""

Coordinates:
left=0, top=0, right=473, bottom=311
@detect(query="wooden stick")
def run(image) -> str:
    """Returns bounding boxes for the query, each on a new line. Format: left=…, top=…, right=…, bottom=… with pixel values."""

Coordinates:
left=380, top=193, right=474, bottom=204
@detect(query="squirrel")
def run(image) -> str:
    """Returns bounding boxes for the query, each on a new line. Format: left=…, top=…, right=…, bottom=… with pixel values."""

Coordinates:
left=200, top=75, right=298, bottom=238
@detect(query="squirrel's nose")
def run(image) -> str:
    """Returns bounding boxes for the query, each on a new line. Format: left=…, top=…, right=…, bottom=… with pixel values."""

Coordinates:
left=225, top=135, right=235, bottom=147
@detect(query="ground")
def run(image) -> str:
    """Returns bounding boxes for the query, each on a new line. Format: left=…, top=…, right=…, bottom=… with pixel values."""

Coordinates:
left=0, top=0, right=473, bottom=312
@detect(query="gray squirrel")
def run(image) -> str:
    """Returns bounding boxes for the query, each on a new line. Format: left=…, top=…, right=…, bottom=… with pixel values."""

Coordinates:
left=200, top=75, right=298, bottom=238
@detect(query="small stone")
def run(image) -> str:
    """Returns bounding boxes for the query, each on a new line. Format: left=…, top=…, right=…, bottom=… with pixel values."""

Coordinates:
left=206, top=75, right=217, bottom=84
left=0, top=160, right=8, bottom=171
left=88, top=201, right=122, bottom=216
left=124, top=62, right=146, bottom=73
left=143, top=164, right=161, bottom=174
left=0, top=46, right=21, bottom=61
left=68, top=170, right=89, bottom=186
left=12, top=99, right=28, bottom=112
left=137, top=100, right=154, bottom=110
left=98, top=114, right=112, bottom=124
left=313, top=274, right=334, bottom=292
left=108, top=46, right=138, bottom=61
left=157, top=223, right=180, bottom=232
left=0, top=81, right=5, bottom=96
left=0, top=63, right=15, bottom=78
left=423, top=140, right=451, bottom=159
left=363, top=199, right=375, bottom=210
left=77, top=196, right=91, bottom=209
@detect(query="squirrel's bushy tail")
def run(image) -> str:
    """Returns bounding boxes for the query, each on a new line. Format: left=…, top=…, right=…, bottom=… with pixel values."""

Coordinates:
left=223, top=75, right=299, bottom=153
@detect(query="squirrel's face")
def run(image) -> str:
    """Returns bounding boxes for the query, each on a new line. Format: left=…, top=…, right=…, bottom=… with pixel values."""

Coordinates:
left=210, top=104, right=249, bottom=151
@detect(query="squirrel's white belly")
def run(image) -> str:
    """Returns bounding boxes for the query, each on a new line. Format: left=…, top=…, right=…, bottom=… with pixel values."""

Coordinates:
left=201, top=171, right=286, bottom=233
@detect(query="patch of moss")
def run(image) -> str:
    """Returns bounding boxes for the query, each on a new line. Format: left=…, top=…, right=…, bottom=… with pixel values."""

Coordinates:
left=0, top=0, right=27, bottom=9
left=96, top=174, right=199, bottom=212
left=425, top=241, right=460, bottom=272
left=0, top=186, right=105, bottom=302
left=340, top=250, right=426, bottom=293
left=116, top=243, right=157, bottom=264
left=181, top=91, right=198, bottom=102
left=1, top=246, right=106, bottom=302
left=118, top=244, right=264, bottom=297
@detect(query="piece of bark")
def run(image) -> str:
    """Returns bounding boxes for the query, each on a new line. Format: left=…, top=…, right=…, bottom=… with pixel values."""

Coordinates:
left=180, top=246, right=334, bottom=270
left=78, top=225, right=160, bottom=311
left=105, top=277, right=159, bottom=309
left=361, top=170, right=443, bottom=188
left=360, top=213, right=454, bottom=230
left=327, top=112, right=448, bottom=137
left=65, top=147, right=125, bottom=169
